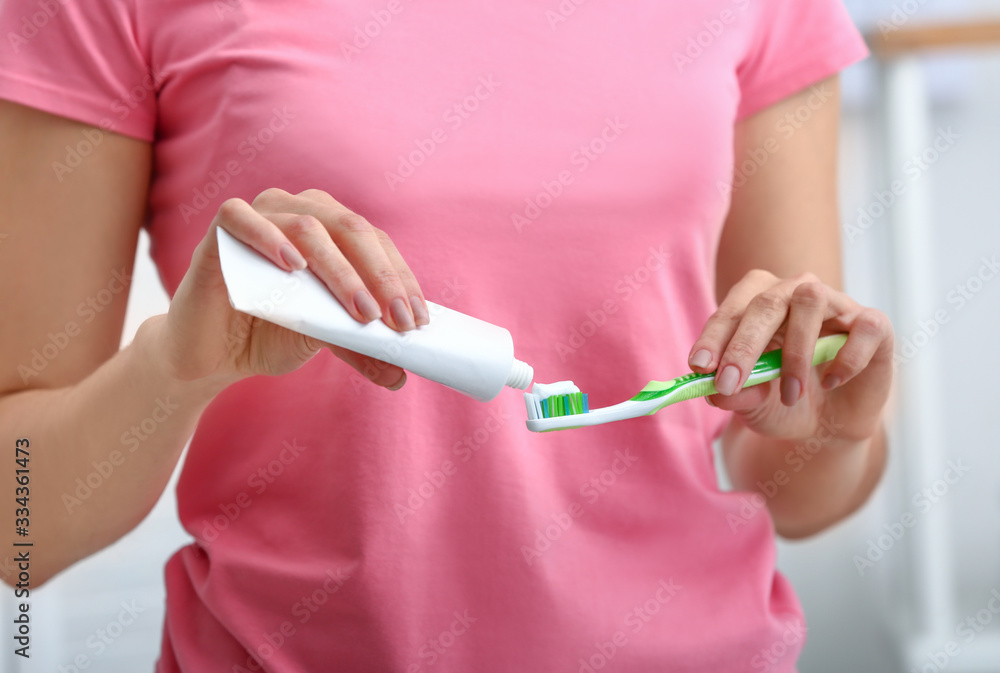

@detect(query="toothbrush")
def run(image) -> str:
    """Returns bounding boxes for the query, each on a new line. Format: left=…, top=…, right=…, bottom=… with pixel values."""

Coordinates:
left=524, top=333, right=848, bottom=433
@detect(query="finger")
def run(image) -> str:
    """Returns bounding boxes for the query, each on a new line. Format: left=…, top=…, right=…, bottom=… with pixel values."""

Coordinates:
left=329, top=345, right=407, bottom=390
left=254, top=188, right=418, bottom=332
left=374, top=227, right=430, bottom=325
left=323, top=210, right=416, bottom=331
left=820, top=308, right=892, bottom=390
left=716, top=275, right=858, bottom=396
left=268, top=213, right=383, bottom=325
left=214, top=198, right=307, bottom=272
left=706, top=383, right=771, bottom=411
left=778, top=282, right=830, bottom=406
left=274, top=200, right=414, bottom=332
left=714, top=283, right=798, bottom=396
left=294, top=188, right=341, bottom=208
left=688, top=269, right=777, bottom=373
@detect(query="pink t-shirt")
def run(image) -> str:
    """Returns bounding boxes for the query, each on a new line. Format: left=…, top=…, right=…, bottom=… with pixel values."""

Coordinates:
left=0, top=1, right=866, bottom=670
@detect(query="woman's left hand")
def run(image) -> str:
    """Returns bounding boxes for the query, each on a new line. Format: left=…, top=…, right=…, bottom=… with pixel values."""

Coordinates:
left=688, top=270, right=894, bottom=444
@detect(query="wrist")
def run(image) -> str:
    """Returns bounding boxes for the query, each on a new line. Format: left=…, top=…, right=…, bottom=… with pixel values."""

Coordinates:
left=132, top=315, right=243, bottom=402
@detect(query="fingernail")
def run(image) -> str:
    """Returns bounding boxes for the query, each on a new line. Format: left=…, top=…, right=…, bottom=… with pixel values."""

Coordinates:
left=353, top=290, right=382, bottom=322
left=387, top=372, right=407, bottom=391
left=690, top=349, right=712, bottom=369
left=279, top=243, right=307, bottom=271
left=780, top=376, right=801, bottom=406
left=705, top=395, right=717, bottom=407
left=410, top=296, right=430, bottom=326
left=390, top=297, right=416, bottom=331
left=822, top=374, right=842, bottom=390
left=716, top=365, right=741, bottom=396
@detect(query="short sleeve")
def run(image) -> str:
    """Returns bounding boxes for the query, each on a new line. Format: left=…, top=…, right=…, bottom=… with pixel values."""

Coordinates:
left=736, top=0, right=868, bottom=120
left=0, top=0, right=155, bottom=140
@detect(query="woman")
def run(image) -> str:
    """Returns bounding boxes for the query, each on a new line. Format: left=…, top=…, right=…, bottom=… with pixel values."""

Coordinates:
left=0, top=0, right=892, bottom=670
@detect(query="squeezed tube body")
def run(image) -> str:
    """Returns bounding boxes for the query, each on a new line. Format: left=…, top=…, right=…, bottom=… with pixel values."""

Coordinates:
left=217, top=228, right=533, bottom=401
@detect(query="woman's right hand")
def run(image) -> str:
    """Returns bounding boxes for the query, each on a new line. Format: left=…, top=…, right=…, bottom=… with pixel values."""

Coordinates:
left=150, top=188, right=430, bottom=391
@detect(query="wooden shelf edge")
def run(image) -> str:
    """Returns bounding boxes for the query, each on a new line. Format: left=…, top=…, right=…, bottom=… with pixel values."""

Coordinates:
left=866, top=19, right=1000, bottom=58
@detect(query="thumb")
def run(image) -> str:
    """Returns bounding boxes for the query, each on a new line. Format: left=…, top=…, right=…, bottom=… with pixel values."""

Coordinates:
left=303, top=334, right=326, bottom=353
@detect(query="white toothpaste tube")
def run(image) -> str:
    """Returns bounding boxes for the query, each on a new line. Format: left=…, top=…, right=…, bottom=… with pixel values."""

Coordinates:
left=216, top=227, right=533, bottom=402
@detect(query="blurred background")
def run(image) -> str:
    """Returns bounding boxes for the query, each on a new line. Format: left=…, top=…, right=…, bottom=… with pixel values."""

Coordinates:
left=2, top=0, right=999, bottom=671
left=781, top=0, right=1000, bottom=671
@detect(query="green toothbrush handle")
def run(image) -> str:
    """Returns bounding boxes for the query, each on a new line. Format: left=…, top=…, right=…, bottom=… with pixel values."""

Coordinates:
left=735, top=332, right=847, bottom=391
left=632, top=333, right=848, bottom=403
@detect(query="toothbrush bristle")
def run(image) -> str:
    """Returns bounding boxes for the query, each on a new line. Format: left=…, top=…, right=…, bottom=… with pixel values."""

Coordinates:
left=537, top=392, right=589, bottom=419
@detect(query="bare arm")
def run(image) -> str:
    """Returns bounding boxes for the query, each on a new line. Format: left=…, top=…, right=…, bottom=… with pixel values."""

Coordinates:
left=706, top=77, right=892, bottom=539
left=1, top=101, right=429, bottom=587
left=0, top=102, right=230, bottom=585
